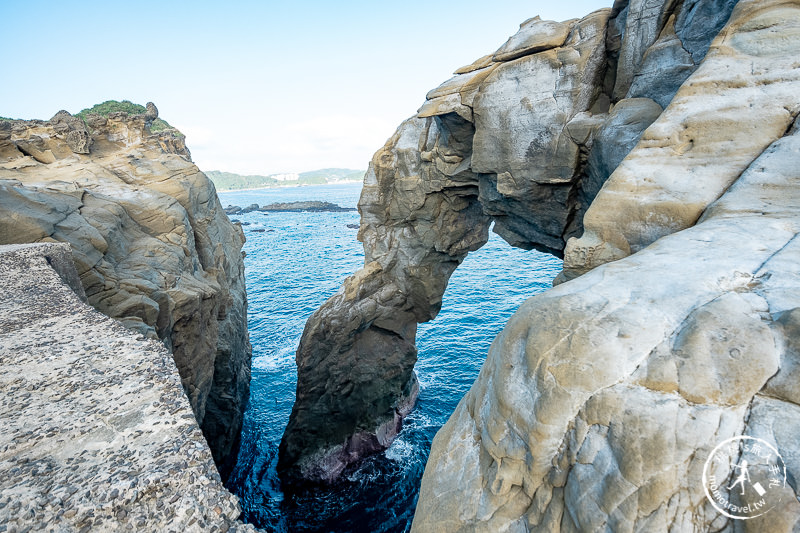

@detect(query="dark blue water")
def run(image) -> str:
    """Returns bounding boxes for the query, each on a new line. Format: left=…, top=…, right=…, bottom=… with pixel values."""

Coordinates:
left=220, top=183, right=562, bottom=532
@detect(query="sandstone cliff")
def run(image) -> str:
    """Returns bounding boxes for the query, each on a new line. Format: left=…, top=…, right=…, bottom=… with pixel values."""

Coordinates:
left=282, top=0, right=800, bottom=529
left=0, top=104, right=251, bottom=478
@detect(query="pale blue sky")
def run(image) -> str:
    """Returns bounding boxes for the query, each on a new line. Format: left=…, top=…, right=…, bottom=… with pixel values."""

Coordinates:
left=2, top=1, right=610, bottom=174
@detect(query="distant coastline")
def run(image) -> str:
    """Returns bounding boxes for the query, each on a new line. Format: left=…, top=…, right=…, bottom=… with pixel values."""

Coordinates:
left=215, top=179, right=363, bottom=193
left=207, top=168, right=364, bottom=192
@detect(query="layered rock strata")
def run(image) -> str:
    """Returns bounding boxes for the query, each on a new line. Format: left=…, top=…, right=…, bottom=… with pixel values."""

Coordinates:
left=280, top=0, right=740, bottom=484
left=0, top=105, right=250, bottom=478
left=562, top=0, right=800, bottom=280
left=0, top=243, right=256, bottom=532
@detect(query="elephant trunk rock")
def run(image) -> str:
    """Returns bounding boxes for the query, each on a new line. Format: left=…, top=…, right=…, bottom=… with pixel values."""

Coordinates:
left=278, top=0, right=746, bottom=494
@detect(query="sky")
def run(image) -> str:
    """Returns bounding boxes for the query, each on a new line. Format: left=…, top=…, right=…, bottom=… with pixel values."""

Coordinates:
left=2, top=0, right=611, bottom=175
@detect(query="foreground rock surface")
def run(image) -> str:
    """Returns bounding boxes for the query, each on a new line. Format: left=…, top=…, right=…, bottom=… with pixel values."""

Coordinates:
left=413, top=123, right=800, bottom=532
left=0, top=105, right=250, bottom=477
left=0, top=243, right=257, bottom=532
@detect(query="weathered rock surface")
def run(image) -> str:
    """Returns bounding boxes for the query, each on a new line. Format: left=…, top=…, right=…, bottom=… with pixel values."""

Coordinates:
left=410, top=0, right=800, bottom=531
left=492, top=16, right=574, bottom=62
left=0, top=105, right=250, bottom=479
left=473, top=9, right=610, bottom=252
left=562, top=0, right=800, bottom=280
left=280, top=0, right=744, bottom=487
left=279, top=114, right=485, bottom=483
left=0, top=243, right=257, bottom=532
left=49, top=109, right=93, bottom=154
left=413, top=117, right=800, bottom=532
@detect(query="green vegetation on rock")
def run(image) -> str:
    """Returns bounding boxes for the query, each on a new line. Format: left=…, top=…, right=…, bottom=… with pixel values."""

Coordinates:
left=75, top=100, right=179, bottom=135
left=206, top=168, right=364, bottom=191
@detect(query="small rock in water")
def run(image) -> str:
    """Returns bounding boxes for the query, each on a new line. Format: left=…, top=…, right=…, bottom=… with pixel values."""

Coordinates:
left=258, top=201, right=356, bottom=213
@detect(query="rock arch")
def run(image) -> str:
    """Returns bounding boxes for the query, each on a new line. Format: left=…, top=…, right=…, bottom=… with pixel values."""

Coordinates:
left=278, top=0, right=738, bottom=483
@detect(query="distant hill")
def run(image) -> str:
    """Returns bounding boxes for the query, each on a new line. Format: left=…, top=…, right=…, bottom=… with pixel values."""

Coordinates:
left=298, top=168, right=365, bottom=182
left=206, top=168, right=365, bottom=191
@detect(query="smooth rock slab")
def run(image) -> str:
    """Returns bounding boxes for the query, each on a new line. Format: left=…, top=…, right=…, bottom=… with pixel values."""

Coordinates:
left=564, top=0, right=800, bottom=277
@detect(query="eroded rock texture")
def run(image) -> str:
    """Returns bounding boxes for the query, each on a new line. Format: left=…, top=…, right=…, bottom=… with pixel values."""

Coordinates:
left=0, top=106, right=250, bottom=478
left=412, top=0, right=800, bottom=531
left=562, top=0, right=800, bottom=280
left=0, top=243, right=256, bottom=532
left=280, top=0, right=749, bottom=485
left=278, top=115, right=490, bottom=482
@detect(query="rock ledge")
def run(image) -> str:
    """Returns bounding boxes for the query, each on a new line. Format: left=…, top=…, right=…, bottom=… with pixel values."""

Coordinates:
left=0, top=243, right=257, bottom=532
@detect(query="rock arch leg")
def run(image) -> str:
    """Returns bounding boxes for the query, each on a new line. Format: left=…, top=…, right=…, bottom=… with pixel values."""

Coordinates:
left=278, top=113, right=491, bottom=483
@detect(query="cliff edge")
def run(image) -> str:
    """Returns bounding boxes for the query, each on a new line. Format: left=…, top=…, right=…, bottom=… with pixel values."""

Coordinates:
left=0, top=103, right=251, bottom=478
left=0, top=243, right=256, bottom=531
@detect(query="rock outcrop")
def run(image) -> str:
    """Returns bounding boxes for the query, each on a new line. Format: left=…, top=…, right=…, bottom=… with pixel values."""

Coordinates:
left=279, top=0, right=743, bottom=485
left=0, top=104, right=250, bottom=479
left=0, top=243, right=256, bottom=532
left=561, top=0, right=800, bottom=281
left=413, top=123, right=800, bottom=531
left=410, top=0, right=800, bottom=531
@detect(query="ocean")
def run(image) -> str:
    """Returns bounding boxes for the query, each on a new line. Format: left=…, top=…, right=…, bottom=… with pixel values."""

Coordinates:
left=219, top=183, right=562, bottom=532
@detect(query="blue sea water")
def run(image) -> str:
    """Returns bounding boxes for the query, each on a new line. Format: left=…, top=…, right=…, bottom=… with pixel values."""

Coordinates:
left=220, top=183, right=562, bottom=532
